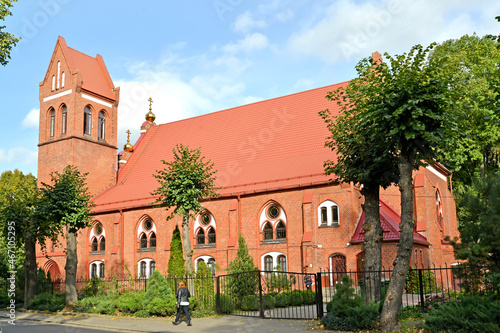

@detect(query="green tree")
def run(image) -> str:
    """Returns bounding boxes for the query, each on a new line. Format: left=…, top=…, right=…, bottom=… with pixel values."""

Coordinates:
left=320, top=53, right=399, bottom=304
left=227, top=236, right=258, bottom=302
left=0, top=0, right=20, bottom=66
left=152, top=144, right=218, bottom=275
left=0, top=170, right=43, bottom=308
left=167, top=226, right=185, bottom=279
left=338, top=44, right=451, bottom=331
left=430, top=34, right=500, bottom=191
left=39, top=165, right=94, bottom=308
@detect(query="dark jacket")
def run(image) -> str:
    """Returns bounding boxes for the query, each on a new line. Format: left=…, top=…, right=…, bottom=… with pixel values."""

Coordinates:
left=176, top=287, right=191, bottom=305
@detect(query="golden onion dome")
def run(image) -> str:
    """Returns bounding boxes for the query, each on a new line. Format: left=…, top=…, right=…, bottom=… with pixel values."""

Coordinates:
left=124, top=129, right=134, bottom=152
left=145, top=97, right=156, bottom=122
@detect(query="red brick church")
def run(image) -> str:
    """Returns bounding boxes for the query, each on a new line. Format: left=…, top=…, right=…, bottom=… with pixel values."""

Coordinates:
left=36, top=37, right=460, bottom=282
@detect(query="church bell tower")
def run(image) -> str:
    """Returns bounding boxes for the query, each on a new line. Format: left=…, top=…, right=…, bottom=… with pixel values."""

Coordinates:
left=37, top=37, right=120, bottom=196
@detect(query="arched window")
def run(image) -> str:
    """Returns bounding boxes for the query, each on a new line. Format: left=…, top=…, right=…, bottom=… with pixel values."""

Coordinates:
left=276, top=221, right=286, bottom=240
left=149, top=232, right=156, bottom=248
left=61, top=71, right=65, bottom=88
left=99, top=237, right=105, bottom=252
left=140, top=233, right=147, bottom=248
left=61, top=105, right=67, bottom=135
left=49, top=109, right=55, bottom=138
left=140, top=261, right=147, bottom=278
left=197, top=228, right=205, bottom=245
left=207, top=227, right=216, bottom=244
left=264, top=255, right=273, bottom=271
left=208, top=258, right=216, bottom=276
left=99, top=263, right=105, bottom=278
left=98, top=111, right=106, bottom=140
left=51, top=75, right=55, bottom=91
left=263, top=222, right=273, bottom=241
left=318, top=200, right=340, bottom=227
left=150, top=261, right=156, bottom=274
left=91, top=263, right=97, bottom=278
left=84, top=106, right=92, bottom=135
left=278, top=255, right=287, bottom=272
left=91, top=237, right=98, bottom=252
left=57, top=61, right=61, bottom=89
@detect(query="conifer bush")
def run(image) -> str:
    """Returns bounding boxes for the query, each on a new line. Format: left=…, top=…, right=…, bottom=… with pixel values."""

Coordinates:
left=424, top=295, right=500, bottom=333
left=226, top=236, right=259, bottom=304
left=115, top=291, right=144, bottom=314
left=167, top=226, right=186, bottom=289
left=142, top=270, right=176, bottom=315
left=27, top=293, right=65, bottom=311
left=321, top=275, right=380, bottom=331
left=194, top=261, right=215, bottom=310
left=219, top=293, right=234, bottom=314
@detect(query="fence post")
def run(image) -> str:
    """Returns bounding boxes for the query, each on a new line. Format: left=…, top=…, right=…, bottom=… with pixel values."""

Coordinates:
left=216, top=276, right=221, bottom=314
left=316, top=272, right=324, bottom=319
left=418, top=269, right=425, bottom=313
left=258, top=271, right=264, bottom=318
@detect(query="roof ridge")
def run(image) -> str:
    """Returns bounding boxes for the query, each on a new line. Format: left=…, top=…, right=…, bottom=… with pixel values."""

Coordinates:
left=155, top=80, right=350, bottom=127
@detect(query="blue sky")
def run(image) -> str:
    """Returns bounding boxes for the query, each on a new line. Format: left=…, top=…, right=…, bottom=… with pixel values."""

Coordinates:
left=1, top=0, right=499, bottom=177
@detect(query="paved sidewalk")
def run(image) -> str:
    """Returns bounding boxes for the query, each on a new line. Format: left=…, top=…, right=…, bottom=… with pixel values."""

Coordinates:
left=1, top=310, right=318, bottom=333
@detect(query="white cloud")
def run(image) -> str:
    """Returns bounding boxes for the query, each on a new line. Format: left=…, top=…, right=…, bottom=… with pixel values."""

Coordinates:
left=234, top=11, right=267, bottom=33
left=276, top=9, right=294, bottom=22
left=223, top=33, right=269, bottom=54
left=22, top=108, right=39, bottom=128
left=293, top=78, right=315, bottom=91
left=288, top=0, right=500, bottom=63
left=0, top=147, right=38, bottom=165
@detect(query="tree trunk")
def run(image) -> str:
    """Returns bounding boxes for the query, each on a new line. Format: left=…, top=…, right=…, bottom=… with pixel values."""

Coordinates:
left=24, top=215, right=37, bottom=309
left=380, top=150, right=415, bottom=332
left=182, top=214, right=194, bottom=276
left=361, top=186, right=383, bottom=304
left=65, top=226, right=78, bottom=308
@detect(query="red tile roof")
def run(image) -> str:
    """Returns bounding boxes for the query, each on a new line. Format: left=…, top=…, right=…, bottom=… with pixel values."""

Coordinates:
left=350, top=200, right=429, bottom=245
left=57, top=36, right=116, bottom=100
left=93, top=82, right=348, bottom=213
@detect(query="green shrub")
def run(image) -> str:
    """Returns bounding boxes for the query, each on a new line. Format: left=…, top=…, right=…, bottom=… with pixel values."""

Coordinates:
left=95, top=298, right=117, bottom=314
left=241, top=295, right=259, bottom=311
left=134, top=309, right=151, bottom=317
left=302, top=290, right=316, bottom=305
left=289, top=290, right=303, bottom=306
left=274, top=293, right=290, bottom=307
left=167, top=226, right=185, bottom=290
left=189, top=296, right=197, bottom=312
left=424, top=295, right=500, bottom=333
left=219, top=294, right=233, bottom=314
left=145, top=296, right=177, bottom=316
left=27, top=293, right=65, bottom=311
left=226, top=237, right=259, bottom=301
left=262, top=294, right=276, bottom=309
left=322, top=275, right=380, bottom=331
left=115, top=292, right=144, bottom=314
left=195, top=261, right=215, bottom=310
left=74, top=295, right=105, bottom=313
left=80, top=276, right=107, bottom=296
left=142, top=270, right=174, bottom=311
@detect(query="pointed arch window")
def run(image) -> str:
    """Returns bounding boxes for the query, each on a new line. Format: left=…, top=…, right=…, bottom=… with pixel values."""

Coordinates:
left=99, top=237, right=105, bottom=252
left=57, top=61, right=61, bottom=89
left=91, top=237, right=98, bottom=252
left=276, top=221, right=286, bottom=240
left=98, top=111, right=106, bottom=140
left=263, top=222, right=273, bottom=241
left=84, top=106, right=92, bottom=135
left=149, top=232, right=156, bottom=248
left=61, top=105, right=67, bottom=135
left=51, top=75, right=56, bottom=91
left=207, top=227, right=216, bottom=244
left=140, top=233, right=148, bottom=248
left=61, top=71, right=65, bottom=88
left=197, top=228, right=205, bottom=245
left=49, top=109, right=55, bottom=138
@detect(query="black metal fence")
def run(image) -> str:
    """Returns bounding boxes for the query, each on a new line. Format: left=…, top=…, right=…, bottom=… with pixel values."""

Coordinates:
left=47, top=264, right=496, bottom=319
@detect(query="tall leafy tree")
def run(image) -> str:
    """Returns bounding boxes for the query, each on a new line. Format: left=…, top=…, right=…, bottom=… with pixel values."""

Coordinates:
left=430, top=34, right=500, bottom=191
left=335, top=44, right=451, bottom=331
left=152, top=144, right=218, bottom=275
left=39, top=165, right=94, bottom=308
left=0, top=0, right=20, bottom=66
left=0, top=170, right=38, bottom=307
left=320, top=53, right=399, bottom=303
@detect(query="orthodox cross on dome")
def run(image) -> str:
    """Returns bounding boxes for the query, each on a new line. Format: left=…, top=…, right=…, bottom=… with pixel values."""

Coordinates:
left=145, top=97, right=156, bottom=122
left=124, top=129, right=134, bottom=152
